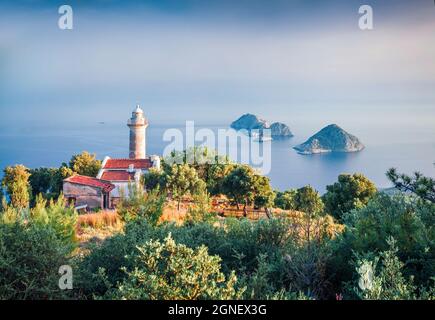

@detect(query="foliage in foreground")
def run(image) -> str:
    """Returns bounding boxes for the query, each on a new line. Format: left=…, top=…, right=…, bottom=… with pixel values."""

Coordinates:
left=328, top=193, right=434, bottom=295
left=0, top=195, right=77, bottom=299
left=117, top=183, right=165, bottom=225
left=350, top=238, right=434, bottom=300
left=1, top=160, right=434, bottom=300
left=75, top=212, right=343, bottom=300
left=104, top=234, right=242, bottom=300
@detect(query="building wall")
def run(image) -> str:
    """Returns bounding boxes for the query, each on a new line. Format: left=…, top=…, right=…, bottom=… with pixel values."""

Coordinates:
left=63, top=182, right=103, bottom=209
left=110, top=181, right=131, bottom=198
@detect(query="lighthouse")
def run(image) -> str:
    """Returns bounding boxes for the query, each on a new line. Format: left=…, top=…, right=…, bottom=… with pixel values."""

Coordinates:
left=127, top=105, right=148, bottom=159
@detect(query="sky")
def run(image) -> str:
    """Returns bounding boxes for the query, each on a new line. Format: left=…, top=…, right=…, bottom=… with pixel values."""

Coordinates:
left=0, top=0, right=434, bottom=127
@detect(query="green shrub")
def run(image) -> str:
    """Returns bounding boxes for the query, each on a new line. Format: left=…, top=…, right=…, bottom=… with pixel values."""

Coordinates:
left=328, top=193, right=434, bottom=296
left=76, top=215, right=334, bottom=300
left=76, top=218, right=295, bottom=299
left=0, top=222, right=73, bottom=299
left=350, top=237, right=434, bottom=300
left=117, top=184, right=165, bottom=225
left=105, top=234, right=243, bottom=300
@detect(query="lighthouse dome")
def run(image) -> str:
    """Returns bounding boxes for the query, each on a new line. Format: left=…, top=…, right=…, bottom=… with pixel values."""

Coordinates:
left=134, top=105, right=143, bottom=114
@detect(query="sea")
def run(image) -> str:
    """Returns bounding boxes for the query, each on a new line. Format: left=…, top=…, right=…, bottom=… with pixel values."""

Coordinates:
left=0, top=114, right=434, bottom=193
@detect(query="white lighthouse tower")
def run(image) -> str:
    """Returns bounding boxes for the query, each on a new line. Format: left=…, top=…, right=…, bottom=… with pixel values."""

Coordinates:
left=127, top=105, right=148, bottom=159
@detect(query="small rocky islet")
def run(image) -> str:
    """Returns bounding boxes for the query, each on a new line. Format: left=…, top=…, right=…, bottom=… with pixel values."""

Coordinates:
left=230, top=113, right=294, bottom=139
left=294, top=124, right=364, bottom=155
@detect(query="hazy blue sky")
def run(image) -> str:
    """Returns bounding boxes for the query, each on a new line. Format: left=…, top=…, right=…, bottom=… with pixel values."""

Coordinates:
left=0, top=0, right=434, bottom=127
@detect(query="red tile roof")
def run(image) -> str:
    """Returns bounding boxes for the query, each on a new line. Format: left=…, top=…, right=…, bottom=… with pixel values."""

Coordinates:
left=103, top=158, right=152, bottom=169
left=101, top=171, right=135, bottom=181
left=64, top=175, right=115, bottom=193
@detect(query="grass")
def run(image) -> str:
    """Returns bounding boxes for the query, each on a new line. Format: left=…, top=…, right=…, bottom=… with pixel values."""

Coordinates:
left=77, top=210, right=122, bottom=230
left=75, top=211, right=124, bottom=251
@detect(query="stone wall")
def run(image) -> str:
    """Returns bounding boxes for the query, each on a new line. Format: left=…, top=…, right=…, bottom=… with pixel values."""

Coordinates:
left=63, top=182, right=103, bottom=209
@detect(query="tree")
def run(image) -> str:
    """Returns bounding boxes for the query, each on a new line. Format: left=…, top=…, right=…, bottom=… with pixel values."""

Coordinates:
left=206, top=163, right=236, bottom=196
left=222, top=165, right=257, bottom=215
left=323, top=173, right=377, bottom=221
left=222, top=165, right=275, bottom=217
left=142, top=168, right=167, bottom=192
left=28, top=165, right=74, bottom=202
left=2, top=165, right=31, bottom=210
left=166, top=164, right=205, bottom=210
left=387, top=168, right=435, bottom=203
left=187, top=188, right=216, bottom=224
left=29, top=167, right=61, bottom=200
left=253, top=176, right=276, bottom=217
left=163, top=147, right=233, bottom=195
left=274, top=189, right=297, bottom=210
left=69, top=151, right=101, bottom=177
left=295, top=185, right=324, bottom=217
left=0, top=191, right=4, bottom=212
left=296, top=185, right=323, bottom=241
left=107, top=234, right=242, bottom=300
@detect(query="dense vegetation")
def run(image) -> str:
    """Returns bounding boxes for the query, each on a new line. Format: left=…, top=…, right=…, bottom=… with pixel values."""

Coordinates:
left=1, top=149, right=434, bottom=300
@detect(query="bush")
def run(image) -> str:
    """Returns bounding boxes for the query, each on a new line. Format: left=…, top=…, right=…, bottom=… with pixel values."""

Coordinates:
left=75, top=213, right=344, bottom=299
left=186, top=188, right=217, bottom=224
left=0, top=221, right=73, bottom=299
left=0, top=193, right=77, bottom=299
left=105, top=234, right=242, bottom=300
left=328, top=193, right=434, bottom=296
left=284, top=242, right=333, bottom=300
left=350, top=237, right=434, bottom=300
left=117, top=184, right=165, bottom=225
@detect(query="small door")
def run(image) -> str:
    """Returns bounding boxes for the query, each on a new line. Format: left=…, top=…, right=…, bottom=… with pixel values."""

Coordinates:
left=103, top=194, right=109, bottom=209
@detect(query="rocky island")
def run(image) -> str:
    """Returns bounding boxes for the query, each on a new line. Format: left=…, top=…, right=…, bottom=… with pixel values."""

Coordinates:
left=293, top=124, right=364, bottom=154
left=270, top=122, right=294, bottom=139
left=230, top=114, right=293, bottom=139
left=230, top=113, right=269, bottom=131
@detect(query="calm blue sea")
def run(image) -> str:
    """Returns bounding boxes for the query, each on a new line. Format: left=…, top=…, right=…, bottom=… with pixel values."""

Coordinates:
left=0, top=120, right=434, bottom=193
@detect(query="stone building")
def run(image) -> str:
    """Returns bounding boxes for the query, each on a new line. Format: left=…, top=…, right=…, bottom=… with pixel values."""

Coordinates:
left=63, top=175, right=115, bottom=210
left=62, top=105, right=161, bottom=210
